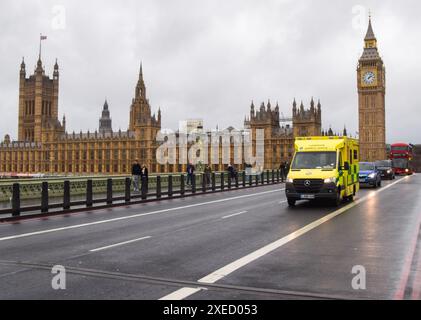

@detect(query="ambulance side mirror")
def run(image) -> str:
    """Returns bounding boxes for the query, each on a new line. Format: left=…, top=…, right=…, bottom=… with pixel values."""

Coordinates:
left=343, top=162, right=350, bottom=171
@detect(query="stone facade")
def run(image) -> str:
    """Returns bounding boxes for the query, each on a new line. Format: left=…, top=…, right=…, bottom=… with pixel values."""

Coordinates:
left=358, top=17, right=387, bottom=161
left=99, top=100, right=113, bottom=135
left=244, top=99, right=322, bottom=169
left=1, top=57, right=161, bottom=175
left=413, top=145, right=421, bottom=173
left=1, top=53, right=324, bottom=175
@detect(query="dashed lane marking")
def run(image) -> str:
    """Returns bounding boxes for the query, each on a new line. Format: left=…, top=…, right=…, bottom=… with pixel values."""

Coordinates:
left=89, top=236, right=151, bottom=253
left=221, top=211, right=248, bottom=220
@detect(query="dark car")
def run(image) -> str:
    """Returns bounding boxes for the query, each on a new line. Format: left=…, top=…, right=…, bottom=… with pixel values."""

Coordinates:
left=359, top=162, right=382, bottom=188
left=375, top=160, right=396, bottom=180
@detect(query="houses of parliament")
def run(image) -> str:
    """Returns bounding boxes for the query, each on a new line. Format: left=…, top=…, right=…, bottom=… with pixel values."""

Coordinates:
left=0, top=18, right=384, bottom=175
left=0, top=51, right=320, bottom=175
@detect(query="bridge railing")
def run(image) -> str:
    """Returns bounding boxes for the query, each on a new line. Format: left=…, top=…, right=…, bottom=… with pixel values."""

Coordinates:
left=0, top=170, right=283, bottom=218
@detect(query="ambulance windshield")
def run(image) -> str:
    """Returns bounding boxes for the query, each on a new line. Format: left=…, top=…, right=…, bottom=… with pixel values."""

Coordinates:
left=292, top=152, right=337, bottom=170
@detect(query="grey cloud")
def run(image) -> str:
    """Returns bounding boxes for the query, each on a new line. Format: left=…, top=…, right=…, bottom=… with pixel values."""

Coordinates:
left=0, top=0, right=420, bottom=143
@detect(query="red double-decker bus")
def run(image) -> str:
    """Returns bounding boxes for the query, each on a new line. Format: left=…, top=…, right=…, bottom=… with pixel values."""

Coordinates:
left=390, top=143, right=414, bottom=175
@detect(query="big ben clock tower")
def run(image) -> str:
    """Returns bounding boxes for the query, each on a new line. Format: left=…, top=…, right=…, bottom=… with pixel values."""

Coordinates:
left=357, top=16, right=386, bottom=161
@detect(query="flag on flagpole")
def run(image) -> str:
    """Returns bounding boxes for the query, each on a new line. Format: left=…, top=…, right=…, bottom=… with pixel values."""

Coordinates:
left=39, top=35, right=47, bottom=59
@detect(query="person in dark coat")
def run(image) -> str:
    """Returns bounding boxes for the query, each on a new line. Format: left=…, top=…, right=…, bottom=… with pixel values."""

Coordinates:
left=227, top=164, right=236, bottom=182
left=140, top=164, right=149, bottom=195
left=132, top=160, right=142, bottom=192
left=285, top=161, right=290, bottom=175
left=204, top=165, right=212, bottom=186
left=186, top=163, right=195, bottom=186
left=280, top=162, right=286, bottom=180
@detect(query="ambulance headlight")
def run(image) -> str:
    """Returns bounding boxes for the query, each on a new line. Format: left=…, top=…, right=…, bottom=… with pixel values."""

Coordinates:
left=324, top=177, right=336, bottom=184
left=286, top=177, right=294, bottom=183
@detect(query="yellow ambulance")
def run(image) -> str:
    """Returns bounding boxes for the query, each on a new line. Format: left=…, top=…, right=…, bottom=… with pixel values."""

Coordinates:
left=285, top=136, right=359, bottom=207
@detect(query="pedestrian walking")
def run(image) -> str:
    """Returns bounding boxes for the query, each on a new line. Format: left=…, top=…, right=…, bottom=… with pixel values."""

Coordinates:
left=285, top=161, right=290, bottom=175
left=204, top=165, right=212, bottom=186
left=186, top=163, right=195, bottom=186
left=140, top=164, right=149, bottom=195
left=227, top=164, right=236, bottom=182
left=132, top=160, right=141, bottom=192
left=280, top=162, right=286, bottom=181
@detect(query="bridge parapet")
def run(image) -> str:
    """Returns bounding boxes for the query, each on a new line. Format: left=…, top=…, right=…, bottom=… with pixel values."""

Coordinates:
left=0, top=170, right=283, bottom=220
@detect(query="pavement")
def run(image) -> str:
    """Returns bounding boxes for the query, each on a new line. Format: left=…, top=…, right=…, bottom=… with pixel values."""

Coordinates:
left=0, top=174, right=420, bottom=300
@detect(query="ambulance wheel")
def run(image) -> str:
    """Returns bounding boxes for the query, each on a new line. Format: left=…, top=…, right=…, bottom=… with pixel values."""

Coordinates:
left=287, top=199, right=296, bottom=207
left=332, top=189, right=342, bottom=207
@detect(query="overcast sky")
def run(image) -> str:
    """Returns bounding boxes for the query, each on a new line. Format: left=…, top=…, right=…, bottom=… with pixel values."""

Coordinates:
left=0, top=0, right=420, bottom=143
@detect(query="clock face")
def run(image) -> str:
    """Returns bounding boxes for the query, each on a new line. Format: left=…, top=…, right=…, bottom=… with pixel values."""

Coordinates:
left=363, top=71, right=376, bottom=85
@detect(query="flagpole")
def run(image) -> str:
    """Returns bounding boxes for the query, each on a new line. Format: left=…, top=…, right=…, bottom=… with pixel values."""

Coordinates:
left=39, top=34, right=42, bottom=60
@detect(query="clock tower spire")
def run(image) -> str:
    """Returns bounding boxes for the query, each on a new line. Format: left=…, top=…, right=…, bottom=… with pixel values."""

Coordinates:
left=357, top=16, right=386, bottom=161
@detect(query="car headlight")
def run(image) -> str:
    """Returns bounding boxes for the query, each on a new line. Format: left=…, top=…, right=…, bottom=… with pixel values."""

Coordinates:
left=405, top=169, right=409, bottom=172
left=368, top=173, right=376, bottom=178
left=387, top=170, right=392, bottom=174
left=324, top=177, right=336, bottom=184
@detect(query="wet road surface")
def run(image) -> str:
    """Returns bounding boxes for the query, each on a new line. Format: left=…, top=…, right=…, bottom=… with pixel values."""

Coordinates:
left=0, top=175, right=420, bottom=300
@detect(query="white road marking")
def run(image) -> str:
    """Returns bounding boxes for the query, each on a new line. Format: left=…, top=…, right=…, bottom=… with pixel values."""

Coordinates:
left=221, top=211, right=247, bottom=220
left=90, top=236, right=151, bottom=253
left=159, top=287, right=203, bottom=300
left=279, top=200, right=288, bottom=204
left=161, top=176, right=411, bottom=300
left=0, top=188, right=285, bottom=242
